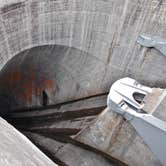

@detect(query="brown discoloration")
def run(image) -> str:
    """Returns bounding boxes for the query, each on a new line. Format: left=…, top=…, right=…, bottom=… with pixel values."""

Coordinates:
left=0, top=64, right=55, bottom=110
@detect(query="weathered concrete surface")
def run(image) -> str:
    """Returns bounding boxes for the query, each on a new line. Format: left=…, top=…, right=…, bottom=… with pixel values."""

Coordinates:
left=143, top=88, right=164, bottom=114
left=12, top=84, right=166, bottom=166
left=9, top=94, right=107, bottom=133
left=11, top=83, right=165, bottom=166
left=57, top=88, right=166, bottom=166
left=0, top=0, right=166, bottom=165
left=0, top=117, right=56, bottom=166
left=26, top=131, right=117, bottom=166
left=56, top=142, right=113, bottom=166
left=57, top=108, right=161, bottom=166
left=0, top=45, right=107, bottom=110
left=151, top=90, right=166, bottom=121
left=7, top=94, right=108, bottom=165
left=0, top=0, right=166, bottom=108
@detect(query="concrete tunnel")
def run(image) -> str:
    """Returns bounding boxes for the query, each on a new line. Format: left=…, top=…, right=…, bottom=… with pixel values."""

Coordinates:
left=0, top=0, right=166, bottom=165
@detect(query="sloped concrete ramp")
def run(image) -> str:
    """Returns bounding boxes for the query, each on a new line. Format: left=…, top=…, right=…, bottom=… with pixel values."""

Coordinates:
left=0, top=117, right=56, bottom=166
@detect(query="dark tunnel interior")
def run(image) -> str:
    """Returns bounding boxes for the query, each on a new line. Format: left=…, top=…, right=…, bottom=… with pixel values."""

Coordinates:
left=0, top=44, right=108, bottom=114
left=0, top=45, right=111, bottom=165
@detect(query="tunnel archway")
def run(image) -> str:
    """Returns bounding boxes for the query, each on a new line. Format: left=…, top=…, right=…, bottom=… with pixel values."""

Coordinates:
left=0, top=44, right=109, bottom=112
left=0, top=44, right=109, bottom=165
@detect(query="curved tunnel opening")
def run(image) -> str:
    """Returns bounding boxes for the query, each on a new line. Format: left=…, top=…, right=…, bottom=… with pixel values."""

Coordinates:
left=0, top=44, right=109, bottom=165
left=0, top=44, right=108, bottom=112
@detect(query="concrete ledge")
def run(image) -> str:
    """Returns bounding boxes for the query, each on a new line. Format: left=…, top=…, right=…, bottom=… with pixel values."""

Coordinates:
left=0, top=117, right=56, bottom=166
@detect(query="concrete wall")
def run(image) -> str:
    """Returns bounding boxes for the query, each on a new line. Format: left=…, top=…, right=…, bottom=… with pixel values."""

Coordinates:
left=0, top=0, right=166, bottom=86
left=0, top=0, right=166, bottom=103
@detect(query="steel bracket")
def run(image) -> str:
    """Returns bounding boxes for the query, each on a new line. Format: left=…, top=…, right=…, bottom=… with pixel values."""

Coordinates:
left=137, top=34, right=166, bottom=56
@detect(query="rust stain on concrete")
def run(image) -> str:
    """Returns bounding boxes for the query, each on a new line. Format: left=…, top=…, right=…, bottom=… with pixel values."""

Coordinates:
left=0, top=65, right=55, bottom=109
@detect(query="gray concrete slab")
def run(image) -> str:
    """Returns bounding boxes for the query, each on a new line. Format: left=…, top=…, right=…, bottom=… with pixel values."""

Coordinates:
left=0, top=117, right=56, bottom=166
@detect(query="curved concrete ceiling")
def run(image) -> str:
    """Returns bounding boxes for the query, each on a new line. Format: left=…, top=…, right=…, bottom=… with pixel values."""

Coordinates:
left=0, top=45, right=108, bottom=110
